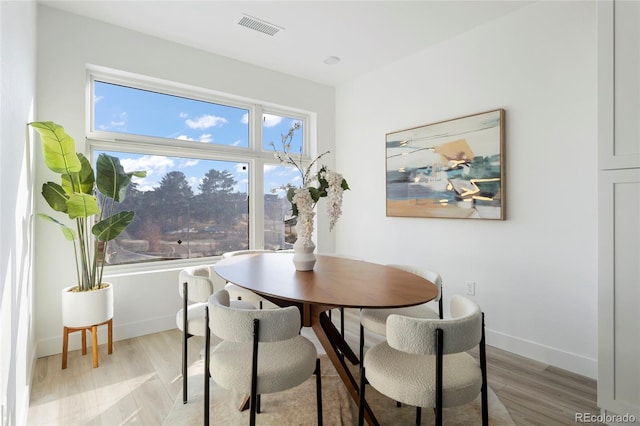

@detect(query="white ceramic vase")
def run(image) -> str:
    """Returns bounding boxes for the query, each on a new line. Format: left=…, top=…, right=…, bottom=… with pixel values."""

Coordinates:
left=292, top=238, right=316, bottom=271
left=61, top=283, right=114, bottom=327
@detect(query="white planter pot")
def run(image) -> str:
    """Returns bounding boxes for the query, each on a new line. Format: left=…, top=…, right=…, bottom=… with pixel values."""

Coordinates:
left=61, top=283, right=114, bottom=327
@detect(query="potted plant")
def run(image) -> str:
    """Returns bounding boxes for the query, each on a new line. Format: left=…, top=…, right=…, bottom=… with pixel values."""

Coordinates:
left=30, top=121, right=146, bottom=328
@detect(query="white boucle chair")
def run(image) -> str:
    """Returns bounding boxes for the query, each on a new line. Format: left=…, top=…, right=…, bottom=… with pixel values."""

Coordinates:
left=204, top=289, right=323, bottom=426
left=177, top=266, right=255, bottom=404
left=358, top=294, right=488, bottom=426
left=359, top=264, right=443, bottom=363
left=220, top=249, right=276, bottom=309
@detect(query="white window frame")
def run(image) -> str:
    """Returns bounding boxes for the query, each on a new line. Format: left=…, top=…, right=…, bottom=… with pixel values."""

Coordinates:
left=85, top=66, right=312, bottom=273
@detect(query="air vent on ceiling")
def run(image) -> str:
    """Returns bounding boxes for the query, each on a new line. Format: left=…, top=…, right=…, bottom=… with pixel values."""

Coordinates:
left=238, top=14, right=284, bottom=36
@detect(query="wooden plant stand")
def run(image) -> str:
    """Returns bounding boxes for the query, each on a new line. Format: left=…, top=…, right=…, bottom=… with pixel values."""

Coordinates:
left=62, top=318, right=113, bottom=369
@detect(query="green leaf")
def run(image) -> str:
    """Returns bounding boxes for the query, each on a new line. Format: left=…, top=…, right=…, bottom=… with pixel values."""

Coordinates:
left=286, top=187, right=296, bottom=203
left=286, top=188, right=299, bottom=216
left=36, top=213, right=77, bottom=241
left=42, top=182, right=69, bottom=213
left=30, top=122, right=81, bottom=175
left=341, top=179, right=350, bottom=191
left=96, top=154, right=134, bottom=202
left=62, top=153, right=95, bottom=195
left=317, top=173, right=328, bottom=189
left=66, top=193, right=99, bottom=219
left=308, top=187, right=322, bottom=203
left=92, top=211, right=135, bottom=242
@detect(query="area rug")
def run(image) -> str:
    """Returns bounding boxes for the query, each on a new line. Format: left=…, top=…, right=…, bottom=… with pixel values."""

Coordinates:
left=163, top=355, right=514, bottom=425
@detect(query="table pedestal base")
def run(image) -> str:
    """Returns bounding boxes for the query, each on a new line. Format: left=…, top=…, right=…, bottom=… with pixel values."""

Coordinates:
left=307, top=306, right=380, bottom=426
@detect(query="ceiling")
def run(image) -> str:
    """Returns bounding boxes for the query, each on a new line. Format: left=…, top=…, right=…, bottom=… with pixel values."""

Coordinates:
left=39, top=1, right=533, bottom=87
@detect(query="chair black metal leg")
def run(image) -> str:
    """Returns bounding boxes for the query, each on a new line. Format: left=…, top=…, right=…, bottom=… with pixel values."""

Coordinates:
left=249, top=319, right=260, bottom=426
left=340, top=307, right=345, bottom=338
left=204, top=306, right=210, bottom=426
left=315, top=358, right=323, bottom=425
left=182, top=281, right=188, bottom=404
left=359, top=323, right=364, bottom=364
left=480, top=313, right=489, bottom=426
left=435, top=328, right=444, bottom=426
left=358, top=366, right=366, bottom=426
left=256, top=394, right=261, bottom=414
left=415, top=407, right=422, bottom=425
left=250, top=397, right=257, bottom=426
left=182, top=331, right=188, bottom=404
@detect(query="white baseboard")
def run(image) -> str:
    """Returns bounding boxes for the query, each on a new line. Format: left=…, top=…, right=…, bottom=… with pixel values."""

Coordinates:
left=486, top=328, right=597, bottom=379
left=35, top=315, right=176, bottom=358
left=35, top=315, right=598, bottom=381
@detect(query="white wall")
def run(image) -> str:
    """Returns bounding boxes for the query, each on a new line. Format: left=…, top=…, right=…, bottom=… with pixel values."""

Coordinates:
left=34, top=5, right=336, bottom=356
left=335, top=1, right=598, bottom=378
left=0, top=1, right=37, bottom=424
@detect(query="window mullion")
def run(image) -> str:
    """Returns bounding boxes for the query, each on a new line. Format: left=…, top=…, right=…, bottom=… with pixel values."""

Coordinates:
left=252, top=106, right=265, bottom=249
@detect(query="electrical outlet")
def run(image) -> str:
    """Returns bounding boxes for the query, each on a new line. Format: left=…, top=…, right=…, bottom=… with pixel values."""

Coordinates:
left=465, top=281, right=476, bottom=296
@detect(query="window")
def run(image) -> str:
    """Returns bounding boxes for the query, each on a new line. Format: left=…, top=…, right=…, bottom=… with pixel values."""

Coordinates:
left=90, top=73, right=309, bottom=265
left=94, top=81, right=250, bottom=147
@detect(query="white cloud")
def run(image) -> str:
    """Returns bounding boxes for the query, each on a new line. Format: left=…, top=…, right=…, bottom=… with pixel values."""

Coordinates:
left=231, top=139, right=243, bottom=146
left=242, top=113, right=298, bottom=130
left=121, top=155, right=174, bottom=175
left=179, top=112, right=189, bottom=118
left=185, top=114, right=228, bottom=129
left=181, top=159, right=200, bottom=168
left=264, top=164, right=299, bottom=180
left=235, top=163, right=248, bottom=174
left=269, top=186, right=288, bottom=195
left=199, top=133, right=213, bottom=143
left=111, top=111, right=127, bottom=127
left=176, top=135, right=195, bottom=141
left=188, top=176, right=201, bottom=193
left=94, top=95, right=104, bottom=103
left=97, top=111, right=127, bottom=130
left=120, top=155, right=175, bottom=192
left=263, top=114, right=283, bottom=128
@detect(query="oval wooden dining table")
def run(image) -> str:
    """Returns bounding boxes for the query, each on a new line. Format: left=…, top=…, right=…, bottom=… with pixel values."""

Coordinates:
left=214, top=252, right=438, bottom=426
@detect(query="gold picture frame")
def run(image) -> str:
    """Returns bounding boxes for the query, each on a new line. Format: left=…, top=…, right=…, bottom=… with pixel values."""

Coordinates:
left=386, top=109, right=505, bottom=220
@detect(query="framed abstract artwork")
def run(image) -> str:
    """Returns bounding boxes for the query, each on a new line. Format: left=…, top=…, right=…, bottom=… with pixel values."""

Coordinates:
left=386, top=109, right=505, bottom=220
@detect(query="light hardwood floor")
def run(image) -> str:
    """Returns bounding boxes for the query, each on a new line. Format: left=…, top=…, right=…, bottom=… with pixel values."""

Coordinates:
left=27, top=308, right=604, bottom=425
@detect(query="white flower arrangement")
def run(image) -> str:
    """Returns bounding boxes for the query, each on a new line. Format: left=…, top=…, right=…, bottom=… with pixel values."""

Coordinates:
left=321, top=169, right=346, bottom=231
left=270, top=123, right=349, bottom=246
left=291, top=188, right=315, bottom=244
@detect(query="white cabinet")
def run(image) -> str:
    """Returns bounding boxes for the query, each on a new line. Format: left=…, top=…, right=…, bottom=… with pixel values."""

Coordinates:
left=598, top=0, right=640, bottom=170
left=597, top=0, right=640, bottom=422
left=598, top=169, right=640, bottom=420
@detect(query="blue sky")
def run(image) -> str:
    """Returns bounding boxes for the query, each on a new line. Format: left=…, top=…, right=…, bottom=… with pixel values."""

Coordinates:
left=93, top=81, right=304, bottom=196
